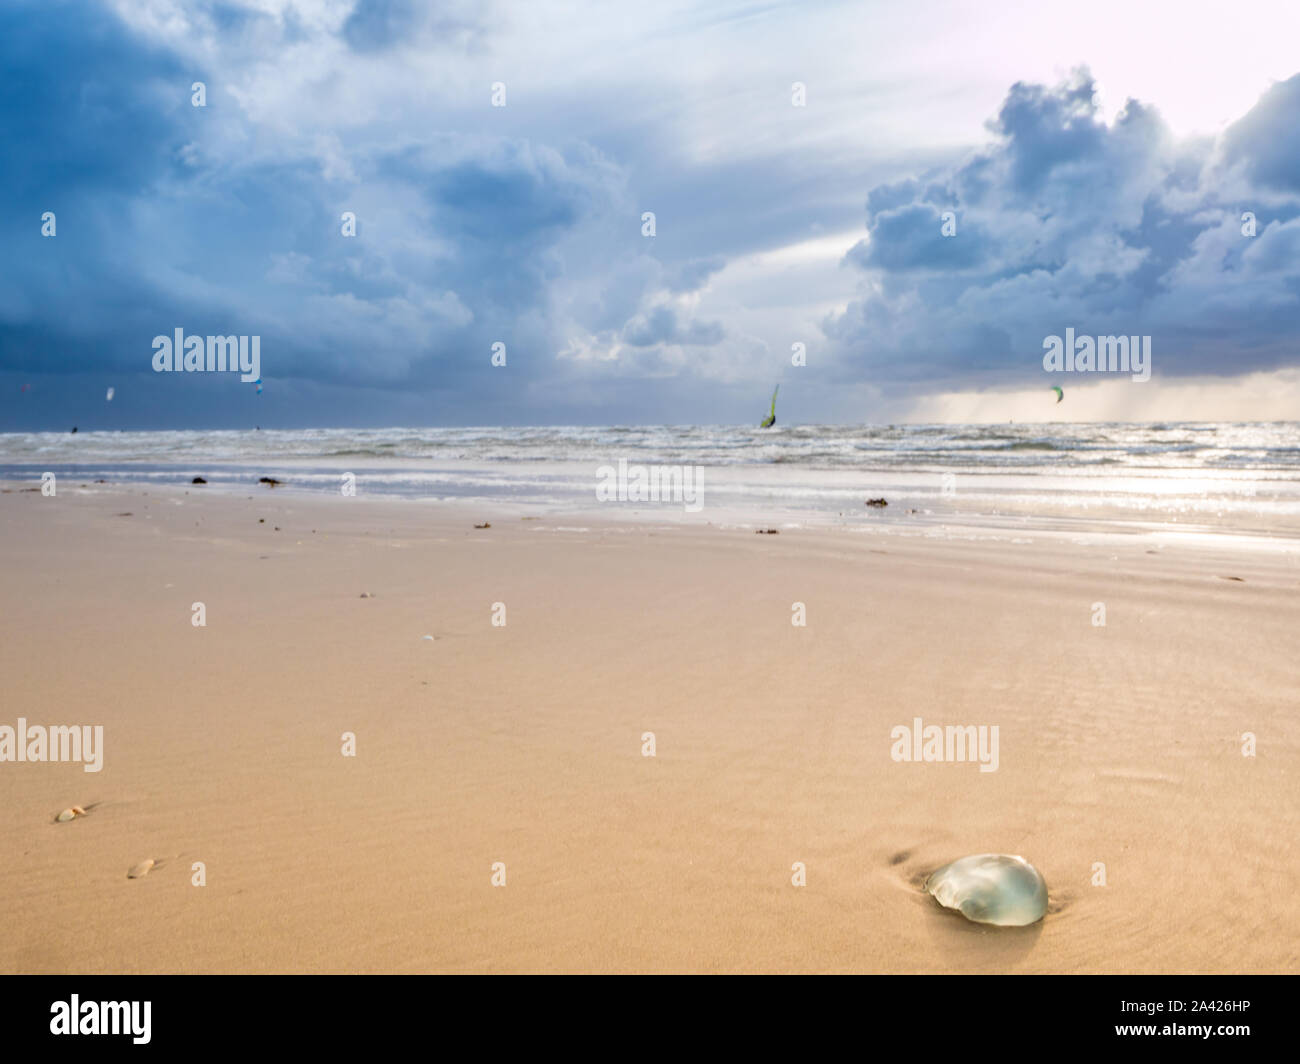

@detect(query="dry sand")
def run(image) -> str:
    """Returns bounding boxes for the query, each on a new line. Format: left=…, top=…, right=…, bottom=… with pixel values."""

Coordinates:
left=1, top=481, right=1297, bottom=973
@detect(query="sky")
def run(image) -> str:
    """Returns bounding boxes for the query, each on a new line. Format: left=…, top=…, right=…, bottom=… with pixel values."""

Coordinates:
left=2, top=0, right=1299, bottom=429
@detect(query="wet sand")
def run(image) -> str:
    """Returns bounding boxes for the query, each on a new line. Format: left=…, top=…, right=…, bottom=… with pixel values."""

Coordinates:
left=1, top=482, right=1296, bottom=973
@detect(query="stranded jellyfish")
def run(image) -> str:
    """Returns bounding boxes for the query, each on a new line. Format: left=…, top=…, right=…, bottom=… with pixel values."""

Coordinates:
left=925, top=854, right=1048, bottom=927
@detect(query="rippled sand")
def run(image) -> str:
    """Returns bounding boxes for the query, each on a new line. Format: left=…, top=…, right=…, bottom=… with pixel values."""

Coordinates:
left=1, top=482, right=1296, bottom=972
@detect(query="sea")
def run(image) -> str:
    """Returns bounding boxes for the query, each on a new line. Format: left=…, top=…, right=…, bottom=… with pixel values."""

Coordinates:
left=2, top=422, right=1299, bottom=540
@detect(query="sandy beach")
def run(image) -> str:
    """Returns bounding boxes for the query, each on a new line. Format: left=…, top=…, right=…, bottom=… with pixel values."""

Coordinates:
left=0, top=479, right=1295, bottom=974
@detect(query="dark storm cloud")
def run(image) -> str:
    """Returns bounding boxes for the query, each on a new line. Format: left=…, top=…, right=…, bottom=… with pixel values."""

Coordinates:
left=3, top=2, right=1298, bottom=430
left=0, top=1, right=727, bottom=426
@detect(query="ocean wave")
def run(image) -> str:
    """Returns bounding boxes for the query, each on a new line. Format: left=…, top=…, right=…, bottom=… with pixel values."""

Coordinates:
left=2, top=423, right=1299, bottom=474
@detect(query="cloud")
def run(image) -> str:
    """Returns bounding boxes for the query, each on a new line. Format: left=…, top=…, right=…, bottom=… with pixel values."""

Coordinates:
left=341, top=0, right=488, bottom=54
left=0, top=0, right=729, bottom=409
left=341, top=0, right=418, bottom=51
left=825, top=68, right=1300, bottom=393
left=1219, top=75, right=1300, bottom=194
left=2, top=3, right=1298, bottom=428
left=666, top=256, right=727, bottom=293
left=622, top=305, right=724, bottom=347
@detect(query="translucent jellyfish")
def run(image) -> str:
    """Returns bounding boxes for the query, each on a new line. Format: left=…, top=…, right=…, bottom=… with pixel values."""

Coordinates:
left=925, top=854, right=1047, bottom=927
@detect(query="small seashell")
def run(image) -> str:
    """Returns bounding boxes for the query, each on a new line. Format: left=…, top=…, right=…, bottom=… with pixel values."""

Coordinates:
left=56, top=808, right=76, bottom=822
left=127, top=859, right=156, bottom=879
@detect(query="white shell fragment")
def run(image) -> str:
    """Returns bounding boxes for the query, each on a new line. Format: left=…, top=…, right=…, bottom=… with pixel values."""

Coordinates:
left=127, top=860, right=156, bottom=879
left=925, top=854, right=1048, bottom=927
left=55, top=805, right=88, bottom=823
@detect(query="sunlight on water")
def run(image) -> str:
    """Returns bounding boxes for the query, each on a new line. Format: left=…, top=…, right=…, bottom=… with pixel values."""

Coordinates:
left=2, top=423, right=1298, bottom=532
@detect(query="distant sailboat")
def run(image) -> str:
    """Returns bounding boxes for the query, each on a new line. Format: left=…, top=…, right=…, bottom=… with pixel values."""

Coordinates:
left=759, top=385, right=779, bottom=428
